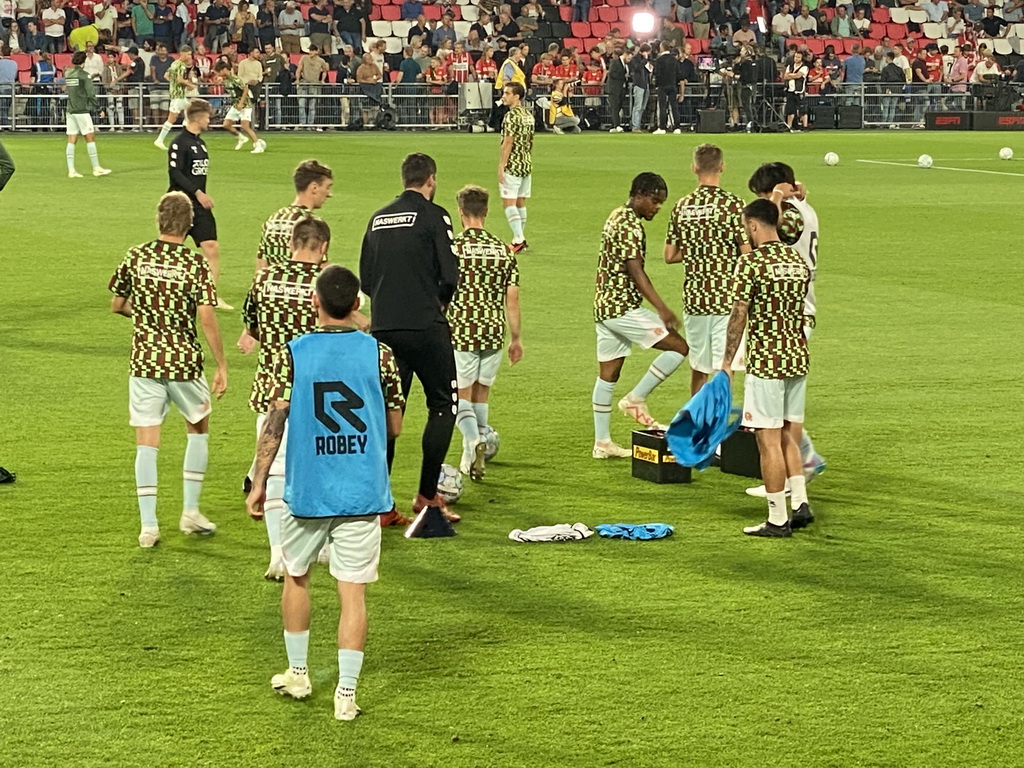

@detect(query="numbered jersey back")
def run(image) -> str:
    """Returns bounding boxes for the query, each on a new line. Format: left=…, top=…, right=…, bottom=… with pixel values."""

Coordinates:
left=788, top=197, right=819, bottom=318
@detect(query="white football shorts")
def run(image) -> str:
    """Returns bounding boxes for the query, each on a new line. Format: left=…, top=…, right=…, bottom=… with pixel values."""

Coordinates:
left=169, top=97, right=191, bottom=114
left=498, top=173, right=531, bottom=200
left=254, top=412, right=288, bottom=478
left=455, top=349, right=502, bottom=389
left=595, top=307, right=669, bottom=363
left=128, top=376, right=211, bottom=427
left=65, top=112, right=95, bottom=136
left=281, top=512, right=382, bottom=583
left=225, top=106, right=253, bottom=122
left=741, top=374, right=806, bottom=430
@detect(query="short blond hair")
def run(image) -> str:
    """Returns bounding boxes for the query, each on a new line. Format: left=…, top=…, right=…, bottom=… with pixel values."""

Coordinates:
left=456, top=184, right=489, bottom=219
left=693, top=143, right=724, bottom=174
left=157, top=192, right=194, bottom=237
left=185, top=98, right=214, bottom=121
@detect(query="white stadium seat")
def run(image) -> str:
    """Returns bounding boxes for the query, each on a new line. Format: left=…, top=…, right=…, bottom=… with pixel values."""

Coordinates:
left=993, top=38, right=1013, bottom=54
left=384, top=36, right=404, bottom=54
left=889, top=7, right=909, bottom=23
left=391, top=20, right=412, bottom=37
left=922, top=22, right=944, bottom=39
left=907, top=9, right=927, bottom=24
left=371, top=20, right=392, bottom=37
left=454, top=20, right=471, bottom=38
left=461, top=5, right=479, bottom=21
left=300, top=35, right=310, bottom=52
left=1014, top=23, right=1024, bottom=37
left=936, top=38, right=955, bottom=51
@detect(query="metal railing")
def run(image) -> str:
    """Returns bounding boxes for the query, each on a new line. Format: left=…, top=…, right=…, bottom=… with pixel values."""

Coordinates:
left=0, top=80, right=1010, bottom=132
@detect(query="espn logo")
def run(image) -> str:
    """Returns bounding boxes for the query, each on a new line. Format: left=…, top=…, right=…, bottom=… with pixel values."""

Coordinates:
left=997, top=116, right=1024, bottom=126
left=935, top=116, right=961, bottom=126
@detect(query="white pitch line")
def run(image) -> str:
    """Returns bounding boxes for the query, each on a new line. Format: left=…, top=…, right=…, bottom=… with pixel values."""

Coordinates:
left=856, top=159, right=1024, bottom=178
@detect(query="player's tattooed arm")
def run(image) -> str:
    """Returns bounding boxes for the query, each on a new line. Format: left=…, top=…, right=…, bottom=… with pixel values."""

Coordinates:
left=721, top=300, right=749, bottom=374
left=253, top=402, right=289, bottom=488
left=111, top=296, right=132, bottom=317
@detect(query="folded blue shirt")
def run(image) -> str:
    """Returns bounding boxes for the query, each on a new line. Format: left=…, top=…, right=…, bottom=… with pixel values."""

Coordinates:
left=665, top=370, right=741, bottom=470
left=594, top=524, right=674, bottom=540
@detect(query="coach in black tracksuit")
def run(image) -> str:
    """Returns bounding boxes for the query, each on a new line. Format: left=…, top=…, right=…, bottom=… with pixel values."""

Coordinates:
left=360, top=153, right=459, bottom=514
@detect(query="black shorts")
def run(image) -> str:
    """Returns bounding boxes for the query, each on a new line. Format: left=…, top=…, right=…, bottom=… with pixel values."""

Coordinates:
left=372, top=323, right=456, bottom=416
left=190, top=205, right=217, bottom=245
left=785, top=92, right=804, bottom=117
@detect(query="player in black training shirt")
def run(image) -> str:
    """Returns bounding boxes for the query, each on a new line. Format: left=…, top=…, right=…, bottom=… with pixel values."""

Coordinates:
left=360, top=153, right=460, bottom=526
left=167, top=98, right=231, bottom=310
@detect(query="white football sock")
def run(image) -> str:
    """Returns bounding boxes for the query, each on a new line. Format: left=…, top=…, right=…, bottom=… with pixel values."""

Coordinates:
left=456, top=399, right=480, bottom=456
left=472, top=402, right=489, bottom=429
left=630, top=351, right=685, bottom=400
left=504, top=205, right=524, bottom=242
left=86, top=141, right=100, bottom=169
left=789, top=475, right=808, bottom=509
left=65, top=143, right=76, bottom=173
left=766, top=491, right=789, bottom=526
left=517, top=206, right=527, bottom=237
left=593, top=378, right=615, bottom=442
left=284, top=630, right=309, bottom=672
left=157, top=122, right=173, bottom=143
left=182, top=433, right=209, bottom=512
left=337, top=649, right=364, bottom=691
left=135, top=446, right=159, bottom=529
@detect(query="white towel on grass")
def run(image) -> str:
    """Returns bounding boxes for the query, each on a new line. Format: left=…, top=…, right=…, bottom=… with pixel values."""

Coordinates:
left=508, top=523, right=595, bottom=543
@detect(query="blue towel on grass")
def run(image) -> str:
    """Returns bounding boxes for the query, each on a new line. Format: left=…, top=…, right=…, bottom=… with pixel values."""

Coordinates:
left=595, top=524, right=674, bottom=540
left=665, top=370, right=741, bottom=470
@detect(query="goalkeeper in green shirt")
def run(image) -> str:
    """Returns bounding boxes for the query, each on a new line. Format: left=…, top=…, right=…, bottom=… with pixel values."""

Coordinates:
left=64, top=51, right=111, bottom=179
left=214, top=60, right=265, bottom=154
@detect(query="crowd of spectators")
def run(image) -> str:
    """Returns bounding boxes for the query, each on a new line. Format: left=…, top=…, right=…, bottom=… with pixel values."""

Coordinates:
left=0, top=0, right=1021, bottom=130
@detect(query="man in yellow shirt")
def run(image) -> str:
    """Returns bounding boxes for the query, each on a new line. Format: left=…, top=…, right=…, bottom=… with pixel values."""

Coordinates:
left=68, top=23, right=100, bottom=52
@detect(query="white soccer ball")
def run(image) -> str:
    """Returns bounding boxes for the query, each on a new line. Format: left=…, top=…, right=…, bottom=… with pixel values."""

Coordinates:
left=437, top=464, right=463, bottom=504
left=917, top=154, right=933, bottom=169
left=479, top=425, right=500, bottom=461
left=823, top=152, right=839, bottom=166
left=999, top=147, right=1014, bottom=160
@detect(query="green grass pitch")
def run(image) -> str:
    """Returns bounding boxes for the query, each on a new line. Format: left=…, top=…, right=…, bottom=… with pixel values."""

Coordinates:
left=1, top=131, right=1022, bottom=767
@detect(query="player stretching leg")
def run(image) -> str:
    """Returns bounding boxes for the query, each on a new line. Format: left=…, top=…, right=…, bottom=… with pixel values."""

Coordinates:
left=241, top=217, right=329, bottom=580
left=167, top=99, right=232, bottom=310
left=447, top=185, right=523, bottom=481
left=214, top=60, right=266, bottom=153
left=721, top=199, right=813, bottom=537
left=64, top=51, right=111, bottom=178
left=746, top=162, right=826, bottom=496
left=592, top=173, right=689, bottom=458
left=154, top=46, right=198, bottom=150
left=246, top=265, right=405, bottom=721
left=498, top=82, right=533, bottom=254
left=108, top=192, right=228, bottom=547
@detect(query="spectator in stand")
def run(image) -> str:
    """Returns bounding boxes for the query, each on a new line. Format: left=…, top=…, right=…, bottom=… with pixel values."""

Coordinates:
left=425, top=55, right=448, bottom=123
left=336, top=42, right=358, bottom=80
left=659, top=16, right=683, bottom=48
left=771, top=4, right=795, bottom=58
left=263, top=40, right=285, bottom=77
left=794, top=5, right=816, bottom=36
left=733, top=18, right=756, bottom=46
left=466, top=29, right=485, bottom=53
left=821, top=44, right=841, bottom=85
left=369, top=38, right=387, bottom=74
left=830, top=5, right=856, bottom=37
left=414, top=42, right=431, bottom=72
left=923, top=42, right=942, bottom=111
left=436, top=37, right=453, bottom=63
left=852, top=8, right=870, bottom=36
left=676, top=42, right=696, bottom=124
left=43, top=0, right=67, bottom=53
left=307, top=0, right=332, bottom=56
left=355, top=50, right=381, bottom=118
left=477, top=0, right=498, bottom=15
left=676, top=0, right=694, bottom=23
left=448, top=39, right=473, bottom=82
left=151, top=0, right=173, bottom=50
left=401, top=0, right=422, bottom=21
left=962, top=0, right=984, bottom=24
left=130, top=0, right=155, bottom=47
left=806, top=54, right=826, bottom=94
left=408, top=13, right=427, bottom=42
left=69, top=20, right=100, bottom=51
left=920, top=0, right=949, bottom=23
left=842, top=41, right=866, bottom=89
left=710, top=24, right=735, bottom=55
left=493, top=10, right=519, bottom=44
left=947, top=43, right=969, bottom=102
left=471, top=12, right=494, bottom=42
left=969, top=52, right=1000, bottom=81
left=1004, top=0, right=1024, bottom=24
left=193, top=41, right=212, bottom=80
left=979, top=7, right=1009, bottom=38
left=0, top=46, right=14, bottom=128
left=94, top=0, right=117, bottom=40
left=336, top=0, right=366, bottom=53
left=238, top=42, right=263, bottom=123
left=879, top=51, right=903, bottom=127
left=256, top=0, right=276, bottom=50
left=516, top=6, right=538, bottom=37
left=892, top=43, right=911, bottom=82
left=945, top=7, right=965, bottom=39
left=691, top=0, right=710, bottom=38
left=909, top=48, right=929, bottom=123
left=605, top=47, right=630, bottom=131
left=15, top=0, right=34, bottom=36
left=232, top=1, right=258, bottom=54
left=555, top=52, right=579, bottom=81
left=581, top=56, right=604, bottom=106
left=21, top=20, right=46, bottom=53
left=629, top=43, right=651, bottom=133
left=432, top=12, right=456, bottom=49
left=117, top=4, right=134, bottom=46
left=277, top=0, right=303, bottom=55
left=102, top=49, right=127, bottom=126
left=296, top=45, right=328, bottom=129
left=149, top=41, right=172, bottom=120
left=399, top=45, right=422, bottom=82
left=83, top=39, right=105, bottom=79
left=572, top=0, right=590, bottom=23
left=204, top=0, right=230, bottom=53
left=476, top=44, right=497, bottom=81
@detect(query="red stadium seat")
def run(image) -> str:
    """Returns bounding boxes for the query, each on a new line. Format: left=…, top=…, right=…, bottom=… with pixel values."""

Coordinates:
left=571, top=21, right=590, bottom=37
left=290, top=53, right=304, bottom=67
left=559, top=5, right=572, bottom=21
left=381, top=5, right=400, bottom=19
left=842, top=38, right=858, bottom=54
left=606, top=0, right=625, bottom=6
left=804, top=38, right=824, bottom=55
left=820, top=37, right=840, bottom=51
left=54, top=53, right=72, bottom=70
left=886, top=22, right=907, bottom=38
left=389, top=69, right=400, bottom=82
left=17, top=70, right=31, bottom=83
left=598, top=6, right=616, bottom=22
left=327, top=70, right=337, bottom=82
left=590, top=21, right=610, bottom=37
left=563, top=37, right=583, bottom=50
left=820, top=6, right=835, bottom=21
left=371, top=0, right=387, bottom=4
left=423, top=4, right=441, bottom=19
left=583, top=37, right=600, bottom=50
left=588, top=8, right=600, bottom=22
left=12, top=53, right=33, bottom=71
left=617, top=7, right=633, bottom=22
left=300, top=4, right=310, bottom=18
left=677, top=22, right=692, bottom=36
left=369, top=6, right=381, bottom=19
left=873, top=7, right=890, bottom=23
